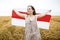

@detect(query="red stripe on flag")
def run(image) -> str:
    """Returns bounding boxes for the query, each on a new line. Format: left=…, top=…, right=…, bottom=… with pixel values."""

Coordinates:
left=12, top=10, right=25, bottom=20
left=12, top=10, right=51, bottom=22
left=37, top=15, right=51, bottom=22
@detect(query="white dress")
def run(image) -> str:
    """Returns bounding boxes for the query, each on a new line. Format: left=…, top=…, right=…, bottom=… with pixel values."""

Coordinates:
left=24, top=15, right=41, bottom=40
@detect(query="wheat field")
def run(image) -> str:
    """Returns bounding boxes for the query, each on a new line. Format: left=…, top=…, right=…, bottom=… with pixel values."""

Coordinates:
left=0, top=16, right=60, bottom=40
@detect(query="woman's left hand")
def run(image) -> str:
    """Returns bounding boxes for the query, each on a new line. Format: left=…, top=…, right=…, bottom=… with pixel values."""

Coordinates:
left=48, top=10, right=51, bottom=13
left=45, top=10, right=52, bottom=15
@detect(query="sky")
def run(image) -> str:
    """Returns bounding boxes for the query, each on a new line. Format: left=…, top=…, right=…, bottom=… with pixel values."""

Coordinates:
left=0, top=0, right=60, bottom=16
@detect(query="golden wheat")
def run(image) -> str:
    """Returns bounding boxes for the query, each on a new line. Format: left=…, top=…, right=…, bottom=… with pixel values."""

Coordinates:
left=0, top=16, right=60, bottom=40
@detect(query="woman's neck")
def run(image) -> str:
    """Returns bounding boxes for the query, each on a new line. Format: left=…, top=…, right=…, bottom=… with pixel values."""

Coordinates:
left=29, top=14, right=33, bottom=17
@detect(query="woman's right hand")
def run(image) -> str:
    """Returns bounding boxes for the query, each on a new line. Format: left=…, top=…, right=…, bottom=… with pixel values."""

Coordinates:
left=13, top=9, right=26, bottom=18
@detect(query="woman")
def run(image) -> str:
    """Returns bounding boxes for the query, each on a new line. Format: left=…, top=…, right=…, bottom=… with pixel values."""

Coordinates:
left=14, top=5, right=51, bottom=40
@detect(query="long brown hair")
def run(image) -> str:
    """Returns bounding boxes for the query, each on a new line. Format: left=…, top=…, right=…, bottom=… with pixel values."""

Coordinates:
left=28, top=5, right=36, bottom=15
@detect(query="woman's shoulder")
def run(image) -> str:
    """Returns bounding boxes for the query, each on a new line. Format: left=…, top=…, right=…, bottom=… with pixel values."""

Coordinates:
left=35, top=15, right=38, bottom=17
left=33, top=15, right=38, bottom=19
left=25, top=14, right=28, bottom=18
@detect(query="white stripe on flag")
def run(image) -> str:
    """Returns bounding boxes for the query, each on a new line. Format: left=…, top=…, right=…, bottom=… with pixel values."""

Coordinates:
left=12, top=18, right=25, bottom=27
left=12, top=18, right=50, bottom=29
left=37, top=21, right=50, bottom=29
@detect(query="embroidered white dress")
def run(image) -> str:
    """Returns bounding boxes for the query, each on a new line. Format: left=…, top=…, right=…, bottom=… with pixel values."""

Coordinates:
left=24, top=15, right=41, bottom=40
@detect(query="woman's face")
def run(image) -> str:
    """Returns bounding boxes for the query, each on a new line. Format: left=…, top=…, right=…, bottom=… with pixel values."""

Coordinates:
left=27, top=6, right=34, bottom=15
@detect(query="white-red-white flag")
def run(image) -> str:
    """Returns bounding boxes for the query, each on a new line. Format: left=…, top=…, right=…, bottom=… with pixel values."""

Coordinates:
left=11, top=9, right=51, bottom=29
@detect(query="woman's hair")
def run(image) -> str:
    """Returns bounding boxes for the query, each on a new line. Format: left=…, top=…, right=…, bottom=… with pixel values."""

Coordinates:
left=28, top=5, right=36, bottom=15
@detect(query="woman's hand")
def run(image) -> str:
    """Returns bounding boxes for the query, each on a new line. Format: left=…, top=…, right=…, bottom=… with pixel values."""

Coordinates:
left=36, top=10, right=52, bottom=18
left=13, top=9, right=26, bottom=18
left=46, top=10, right=52, bottom=14
left=48, top=10, right=51, bottom=13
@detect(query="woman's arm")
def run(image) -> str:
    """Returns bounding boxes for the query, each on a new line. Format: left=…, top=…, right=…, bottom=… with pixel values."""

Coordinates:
left=36, top=10, right=51, bottom=18
left=13, top=9, right=26, bottom=18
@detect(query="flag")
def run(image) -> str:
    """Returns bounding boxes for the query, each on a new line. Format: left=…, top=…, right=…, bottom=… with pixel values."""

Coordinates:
left=12, top=9, right=51, bottom=29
